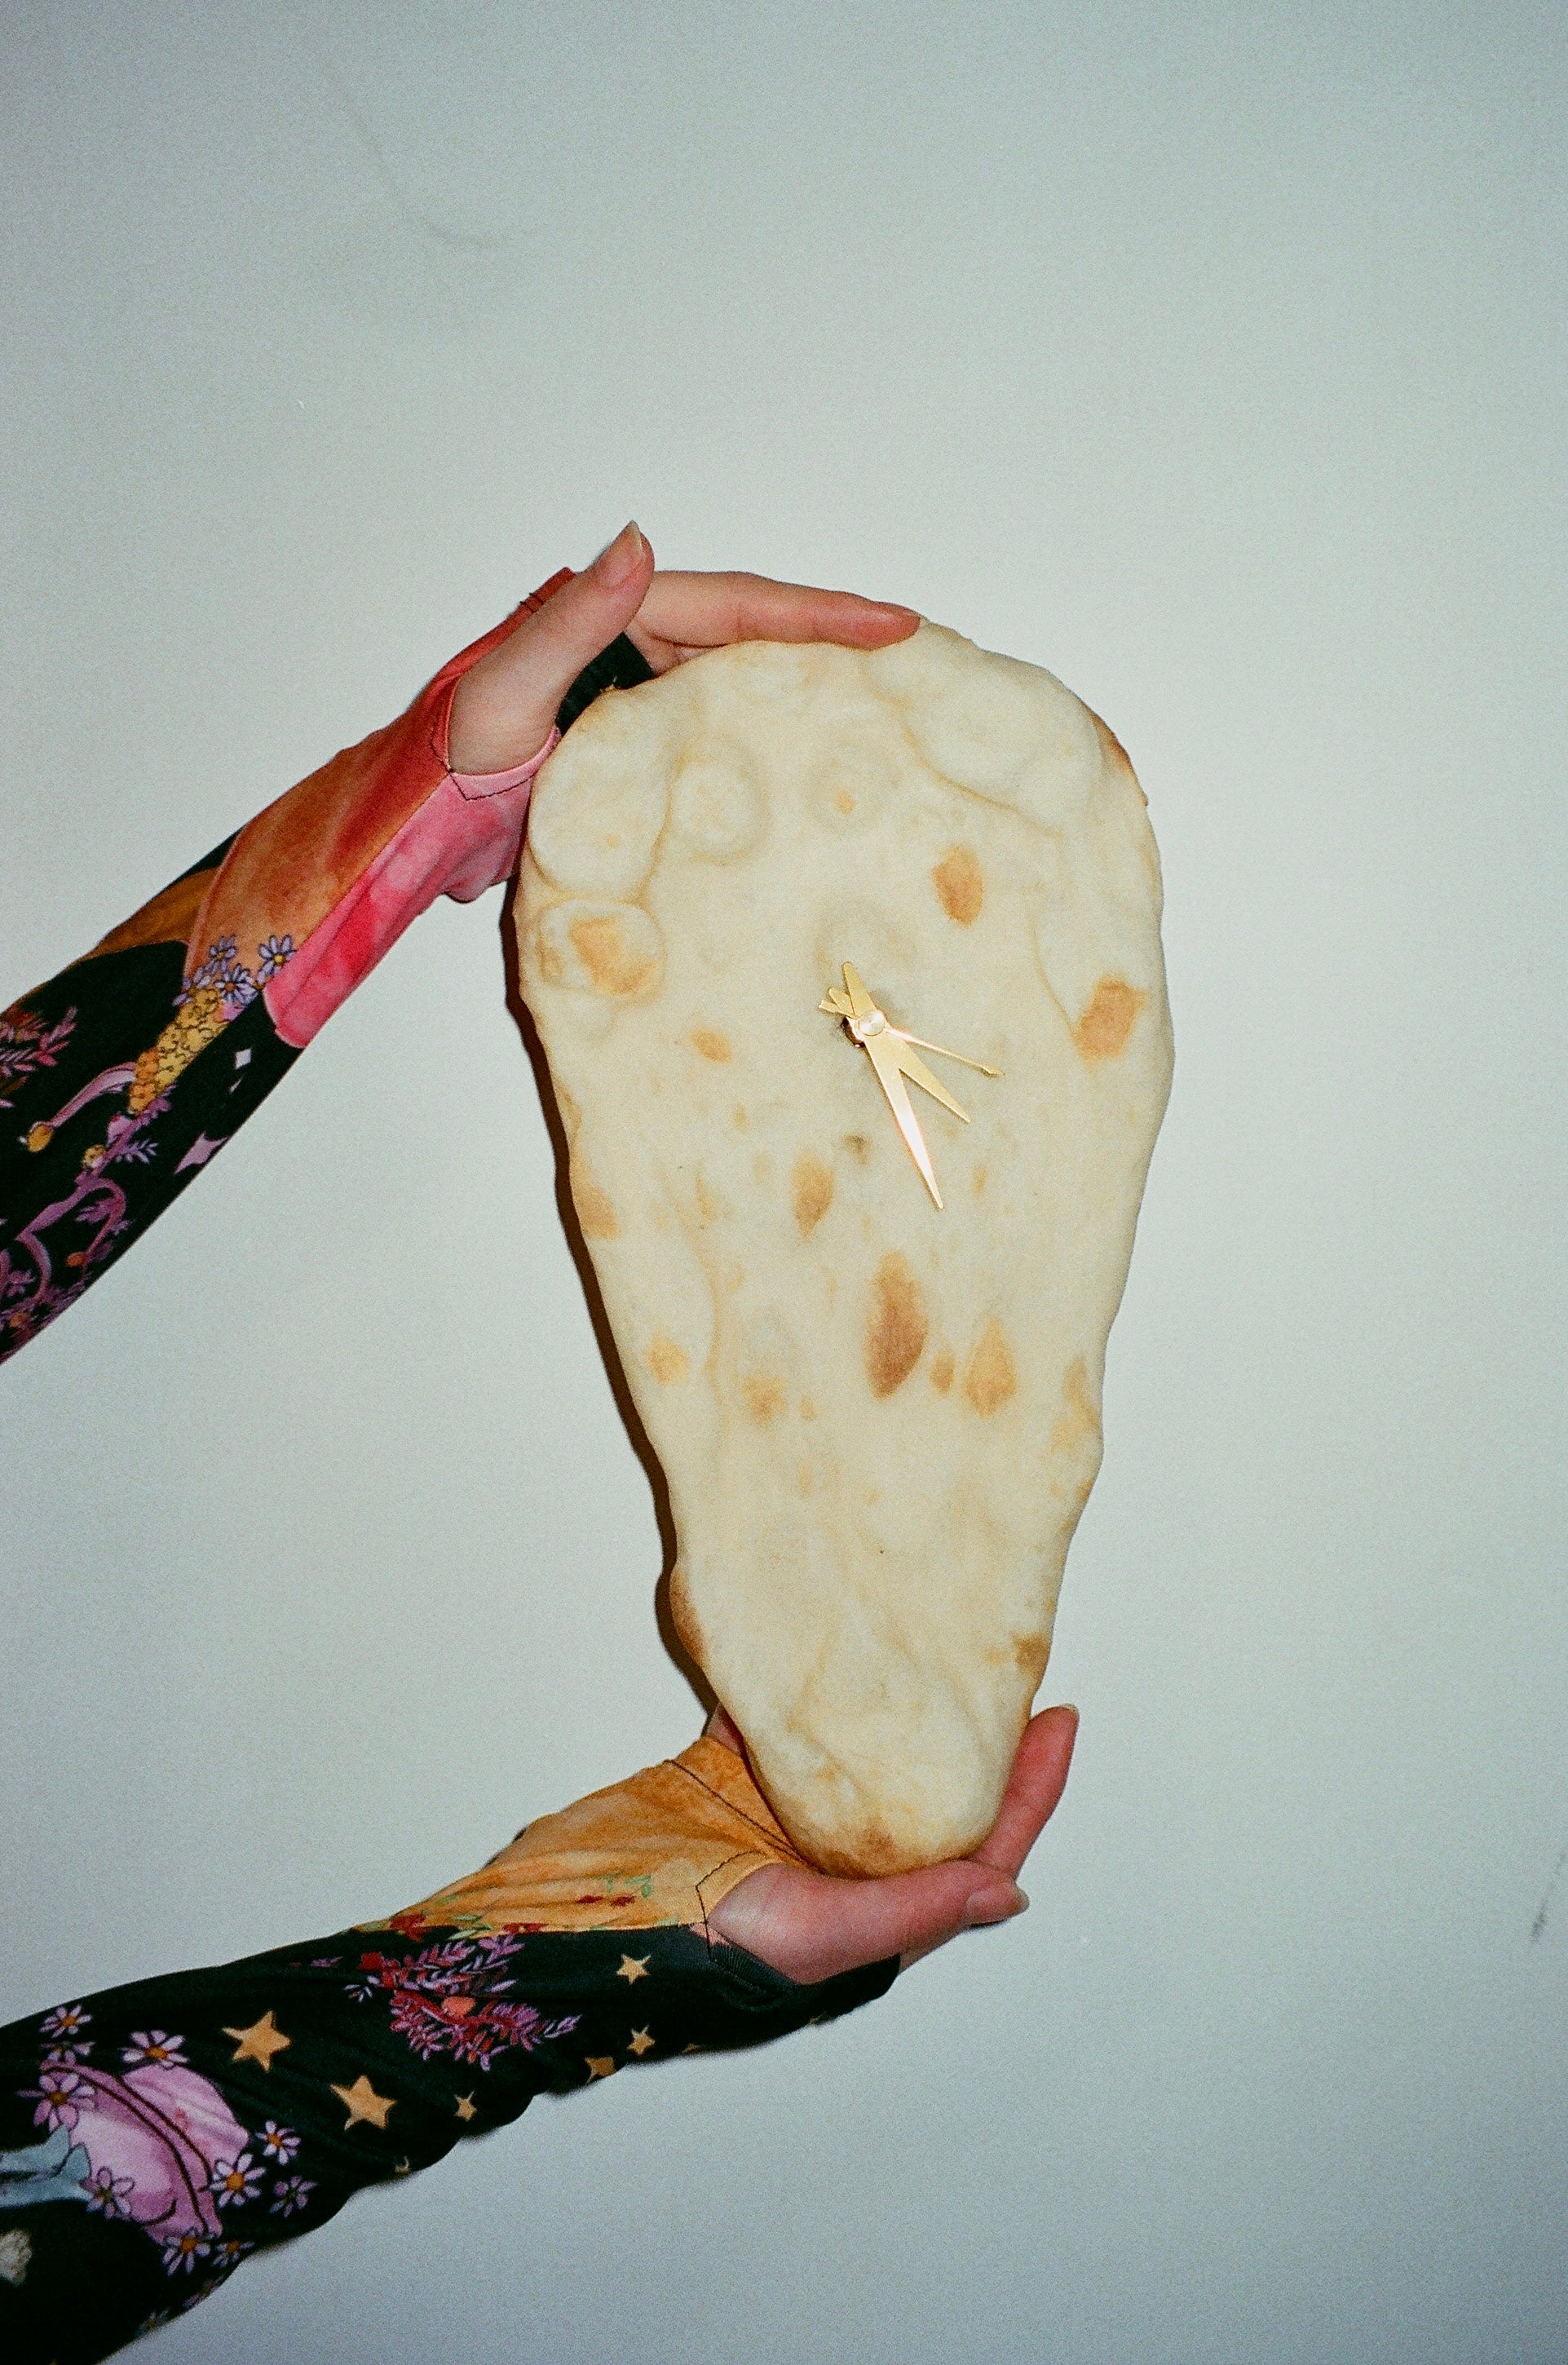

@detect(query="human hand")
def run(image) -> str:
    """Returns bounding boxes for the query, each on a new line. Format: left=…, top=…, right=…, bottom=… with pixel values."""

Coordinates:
left=705, top=1704, right=1080, bottom=1985
left=446, top=522, right=920, bottom=775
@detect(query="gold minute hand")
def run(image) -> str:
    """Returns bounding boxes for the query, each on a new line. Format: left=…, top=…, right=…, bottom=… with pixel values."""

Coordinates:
left=863, top=1027, right=945, bottom=1208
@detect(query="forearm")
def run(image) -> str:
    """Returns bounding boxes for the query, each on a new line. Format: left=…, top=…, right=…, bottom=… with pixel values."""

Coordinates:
left=0, top=1739, right=893, bottom=2363
left=0, top=587, right=652, bottom=1367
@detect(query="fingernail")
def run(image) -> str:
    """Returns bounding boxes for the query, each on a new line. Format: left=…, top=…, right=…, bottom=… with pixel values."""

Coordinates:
left=962, top=1883, right=1028, bottom=1930
left=592, top=521, right=646, bottom=588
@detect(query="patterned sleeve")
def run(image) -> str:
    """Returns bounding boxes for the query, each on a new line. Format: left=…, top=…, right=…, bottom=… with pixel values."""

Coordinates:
left=0, top=1738, right=896, bottom=2362
left=0, top=579, right=654, bottom=1365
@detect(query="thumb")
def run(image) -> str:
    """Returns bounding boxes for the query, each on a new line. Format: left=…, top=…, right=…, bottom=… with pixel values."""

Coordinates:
left=447, top=522, right=656, bottom=773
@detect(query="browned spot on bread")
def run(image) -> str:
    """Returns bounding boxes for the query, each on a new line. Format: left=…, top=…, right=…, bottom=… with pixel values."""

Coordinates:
left=695, top=1176, right=719, bottom=1222
left=1049, top=1356, right=1102, bottom=1455
left=1089, top=707, right=1134, bottom=775
left=668, top=1564, right=703, bottom=1661
left=865, top=1253, right=928, bottom=1398
left=796, top=1461, right=814, bottom=1496
left=1089, top=707, right=1146, bottom=802
left=932, top=844, right=984, bottom=926
left=930, top=1349, right=955, bottom=1395
left=733, top=1105, right=749, bottom=1130
left=648, top=1334, right=688, bottom=1385
left=743, top=1374, right=788, bottom=1424
left=964, top=1318, right=1017, bottom=1417
left=832, top=1826, right=903, bottom=1878
left=793, top=1154, right=833, bottom=1237
left=691, top=1027, right=731, bottom=1062
left=572, top=1156, right=619, bottom=1240
left=973, top=1165, right=987, bottom=1196
left=799, top=1397, right=818, bottom=1420
left=834, top=788, right=855, bottom=815
left=843, top=1133, right=871, bottom=1162
left=1013, top=1633, right=1049, bottom=1684
left=1073, top=975, right=1146, bottom=1063
left=568, top=912, right=660, bottom=997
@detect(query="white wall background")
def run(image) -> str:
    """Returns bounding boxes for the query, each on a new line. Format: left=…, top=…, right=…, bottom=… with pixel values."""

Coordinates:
left=3, top=3, right=1566, bottom=2358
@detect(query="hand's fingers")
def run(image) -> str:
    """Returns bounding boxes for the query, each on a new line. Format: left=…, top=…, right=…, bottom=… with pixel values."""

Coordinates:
left=446, top=523, right=656, bottom=773
left=707, top=1858, right=1026, bottom=1988
left=629, top=570, right=919, bottom=666
left=970, top=1705, right=1080, bottom=1881
left=704, top=1703, right=1080, bottom=1983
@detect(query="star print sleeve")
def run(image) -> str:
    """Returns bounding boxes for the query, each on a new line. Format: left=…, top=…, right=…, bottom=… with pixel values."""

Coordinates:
left=0, top=1738, right=896, bottom=2363
left=0, top=581, right=656, bottom=1366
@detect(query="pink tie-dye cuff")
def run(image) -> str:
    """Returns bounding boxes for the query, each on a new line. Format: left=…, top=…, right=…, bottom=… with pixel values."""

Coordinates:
left=262, top=727, right=560, bottom=1050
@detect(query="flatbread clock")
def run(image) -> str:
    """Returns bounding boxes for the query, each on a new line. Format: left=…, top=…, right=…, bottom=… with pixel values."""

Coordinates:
left=515, top=621, right=1172, bottom=1876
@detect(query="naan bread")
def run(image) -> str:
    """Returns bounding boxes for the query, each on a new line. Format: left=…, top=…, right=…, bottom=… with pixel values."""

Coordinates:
left=515, top=622, right=1171, bottom=1875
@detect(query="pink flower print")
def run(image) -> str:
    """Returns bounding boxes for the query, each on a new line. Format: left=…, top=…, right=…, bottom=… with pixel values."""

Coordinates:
left=121, top=2031, right=186, bottom=2070
left=84, top=2164, right=135, bottom=2218
left=270, top=2173, right=315, bottom=2218
left=39, top=2003, right=91, bottom=2043
left=208, top=2152, right=263, bottom=2210
left=259, top=2120, right=298, bottom=2164
left=161, top=2229, right=212, bottom=2276
left=22, top=2057, right=251, bottom=2244
left=24, top=2062, right=95, bottom=2132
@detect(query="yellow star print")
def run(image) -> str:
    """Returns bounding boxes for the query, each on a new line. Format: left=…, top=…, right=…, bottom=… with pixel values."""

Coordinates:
left=455, top=2093, right=478, bottom=2122
left=585, top=2056, right=618, bottom=2080
left=628, top=2028, right=655, bottom=2057
left=223, top=2011, right=291, bottom=2070
left=616, top=1954, right=651, bottom=1984
left=332, top=2073, right=396, bottom=2131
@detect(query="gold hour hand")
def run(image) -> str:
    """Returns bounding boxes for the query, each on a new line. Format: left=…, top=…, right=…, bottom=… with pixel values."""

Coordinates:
left=891, top=1041, right=970, bottom=1123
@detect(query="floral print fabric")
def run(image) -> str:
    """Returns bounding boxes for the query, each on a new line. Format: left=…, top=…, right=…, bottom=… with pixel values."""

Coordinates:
left=0, top=1918, right=892, bottom=2361
left=0, top=618, right=653, bottom=1365
left=0, top=612, right=900, bottom=2361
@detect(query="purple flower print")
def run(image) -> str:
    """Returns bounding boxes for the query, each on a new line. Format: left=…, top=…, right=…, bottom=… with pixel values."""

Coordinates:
left=256, top=934, right=295, bottom=984
left=270, top=2173, right=316, bottom=2218
left=179, top=936, right=255, bottom=1016
left=211, top=2236, right=253, bottom=2271
left=121, top=2031, right=186, bottom=2070
left=208, top=2152, right=263, bottom=2210
left=259, top=2120, right=298, bottom=2164
left=161, top=2229, right=212, bottom=2276
left=24, top=2062, right=95, bottom=2132
left=39, top=2003, right=91, bottom=2043
left=84, top=2164, right=135, bottom=2218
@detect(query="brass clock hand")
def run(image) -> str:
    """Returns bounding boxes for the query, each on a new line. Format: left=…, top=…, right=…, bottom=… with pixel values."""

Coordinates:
left=819, top=962, right=1000, bottom=1208
left=862, top=1026, right=946, bottom=1208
